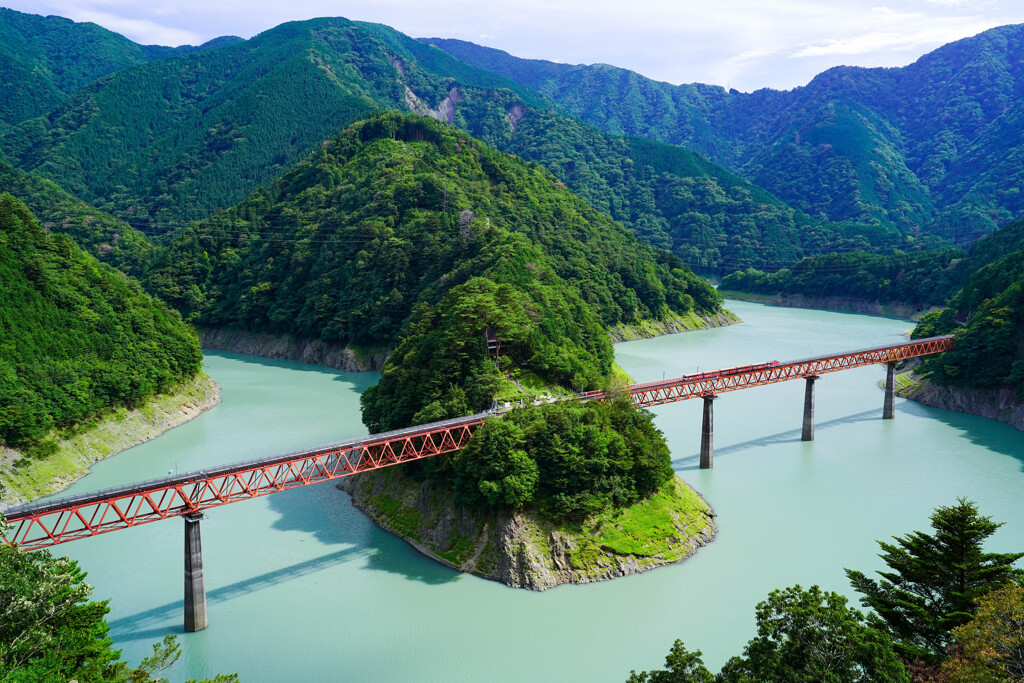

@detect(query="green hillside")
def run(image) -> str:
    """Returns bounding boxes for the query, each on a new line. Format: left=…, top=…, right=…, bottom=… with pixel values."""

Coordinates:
left=1, top=12, right=897, bottom=271
left=911, top=218, right=1024, bottom=391
left=0, top=7, right=239, bottom=130
left=720, top=248, right=966, bottom=310
left=429, top=25, right=1024, bottom=240
left=144, top=113, right=721, bottom=430
left=0, top=161, right=153, bottom=275
left=0, top=193, right=201, bottom=449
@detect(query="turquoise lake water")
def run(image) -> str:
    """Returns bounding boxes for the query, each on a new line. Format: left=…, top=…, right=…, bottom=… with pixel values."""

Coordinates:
left=48, top=300, right=1024, bottom=681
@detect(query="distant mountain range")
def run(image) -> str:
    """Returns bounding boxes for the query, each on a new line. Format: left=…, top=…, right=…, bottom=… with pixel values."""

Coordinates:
left=1, top=8, right=1022, bottom=273
left=426, top=26, right=1024, bottom=242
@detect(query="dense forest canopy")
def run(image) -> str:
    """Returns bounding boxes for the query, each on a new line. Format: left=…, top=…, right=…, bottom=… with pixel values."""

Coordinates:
left=0, top=193, right=201, bottom=449
left=912, top=219, right=1024, bottom=392
left=140, top=113, right=719, bottom=430
left=720, top=249, right=967, bottom=309
left=0, top=161, right=153, bottom=275
left=0, top=7, right=239, bottom=130
left=430, top=24, right=1024, bottom=241
left=0, top=12, right=922, bottom=272
left=447, top=396, right=674, bottom=522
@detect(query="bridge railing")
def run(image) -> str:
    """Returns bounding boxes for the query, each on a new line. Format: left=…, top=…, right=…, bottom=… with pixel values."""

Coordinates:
left=3, top=413, right=487, bottom=551
left=624, top=335, right=953, bottom=408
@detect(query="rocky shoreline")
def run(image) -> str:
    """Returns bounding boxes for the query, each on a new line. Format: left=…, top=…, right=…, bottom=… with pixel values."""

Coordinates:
left=338, top=467, right=716, bottom=590
left=200, top=327, right=389, bottom=372
left=609, top=309, right=739, bottom=343
left=719, top=291, right=932, bottom=321
left=897, top=376, right=1024, bottom=432
left=0, top=373, right=221, bottom=509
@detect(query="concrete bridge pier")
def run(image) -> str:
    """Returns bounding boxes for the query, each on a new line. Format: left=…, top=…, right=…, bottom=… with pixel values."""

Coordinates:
left=883, top=362, right=896, bottom=420
left=802, top=376, right=819, bottom=441
left=184, top=513, right=208, bottom=632
left=700, top=395, right=717, bottom=469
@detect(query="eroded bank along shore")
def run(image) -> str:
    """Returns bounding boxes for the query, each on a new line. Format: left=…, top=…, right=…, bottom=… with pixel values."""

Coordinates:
left=895, top=372, right=1024, bottom=433
left=199, top=309, right=740, bottom=371
left=339, top=468, right=715, bottom=590
left=0, top=373, right=220, bottom=509
left=718, top=291, right=933, bottom=321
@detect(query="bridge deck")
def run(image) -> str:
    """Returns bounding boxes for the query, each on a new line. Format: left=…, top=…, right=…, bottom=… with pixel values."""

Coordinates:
left=2, top=335, right=952, bottom=550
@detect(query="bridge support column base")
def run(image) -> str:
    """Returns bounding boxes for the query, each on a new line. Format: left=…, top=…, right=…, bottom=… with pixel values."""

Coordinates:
left=184, top=513, right=208, bottom=632
left=883, top=362, right=896, bottom=420
left=802, top=376, right=818, bottom=441
left=700, top=395, right=716, bottom=469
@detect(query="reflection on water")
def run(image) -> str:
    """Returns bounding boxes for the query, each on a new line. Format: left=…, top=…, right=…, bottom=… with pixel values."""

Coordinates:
left=53, top=302, right=1024, bottom=681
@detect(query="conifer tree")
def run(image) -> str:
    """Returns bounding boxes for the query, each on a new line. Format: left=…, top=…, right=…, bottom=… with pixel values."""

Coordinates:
left=846, top=499, right=1024, bottom=662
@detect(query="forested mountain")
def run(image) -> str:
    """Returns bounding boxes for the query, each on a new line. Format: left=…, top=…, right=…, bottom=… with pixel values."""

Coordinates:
left=720, top=248, right=967, bottom=310
left=144, top=113, right=721, bottom=429
left=0, top=193, right=201, bottom=449
left=428, top=25, right=1024, bottom=240
left=912, top=218, right=1024, bottom=392
left=0, top=13, right=906, bottom=271
left=723, top=212, right=1024, bottom=312
left=0, top=161, right=153, bottom=274
left=0, top=8, right=239, bottom=131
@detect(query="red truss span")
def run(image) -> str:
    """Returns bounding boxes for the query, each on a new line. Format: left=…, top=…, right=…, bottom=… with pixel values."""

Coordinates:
left=2, top=335, right=953, bottom=551
left=3, top=414, right=484, bottom=551
left=620, top=335, right=954, bottom=408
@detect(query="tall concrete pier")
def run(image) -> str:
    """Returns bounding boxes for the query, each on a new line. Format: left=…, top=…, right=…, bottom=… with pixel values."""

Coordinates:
left=184, top=513, right=208, bottom=632
left=700, top=395, right=716, bottom=469
left=883, top=362, right=896, bottom=420
left=802, top=376, right=819, bottom=441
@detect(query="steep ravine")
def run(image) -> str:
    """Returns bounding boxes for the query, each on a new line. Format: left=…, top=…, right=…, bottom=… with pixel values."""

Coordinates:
left=338, top=467, right=716, bottom=590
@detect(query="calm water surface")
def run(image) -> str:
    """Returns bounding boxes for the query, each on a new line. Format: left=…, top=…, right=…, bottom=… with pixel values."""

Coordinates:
left=52, top=301, right=1024, bottom=681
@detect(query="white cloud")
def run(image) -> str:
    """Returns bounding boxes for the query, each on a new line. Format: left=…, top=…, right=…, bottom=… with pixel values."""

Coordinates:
left=792, top=20, right=1000, bottom=57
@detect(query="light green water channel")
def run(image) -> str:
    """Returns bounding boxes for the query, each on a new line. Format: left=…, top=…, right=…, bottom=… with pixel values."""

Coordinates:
left=46, top=301, right=1024, bottom=681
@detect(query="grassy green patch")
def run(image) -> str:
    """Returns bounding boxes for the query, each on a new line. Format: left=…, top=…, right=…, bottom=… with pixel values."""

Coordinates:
left=565, top=478, right=711, bottom=568
left=436, top=532, right=476, bottom=565
left=370, top=493, right=423, bottom=538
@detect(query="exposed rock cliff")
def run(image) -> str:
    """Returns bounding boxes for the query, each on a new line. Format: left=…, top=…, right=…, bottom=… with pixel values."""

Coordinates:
left=339, top=467, right=716, bottom=590
left=200, top=328, right=388, bottom=372
left=897, top=377, right=1024, bottom=432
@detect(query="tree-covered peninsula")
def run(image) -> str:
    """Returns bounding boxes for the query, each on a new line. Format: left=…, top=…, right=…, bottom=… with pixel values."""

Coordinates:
left=0, top=193, right=209, bottom=503
left=148, top=112, right=722, bottom=585
left=146, top=113, right=727, bottom=422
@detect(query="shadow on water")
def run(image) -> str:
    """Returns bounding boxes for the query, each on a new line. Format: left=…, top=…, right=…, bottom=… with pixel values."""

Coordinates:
left=206, top=350, right=380, bottom=387
left=900, top=400, right=1024, bottom=469
left=265, top=480, right=462, bottom=586
left=107, top=547, right=365, bottom=639
left=673, top=409, right=880, bottom=470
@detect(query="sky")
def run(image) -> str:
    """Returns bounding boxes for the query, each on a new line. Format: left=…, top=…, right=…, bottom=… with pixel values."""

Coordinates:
left=4, top=0, right=1023, bottom=91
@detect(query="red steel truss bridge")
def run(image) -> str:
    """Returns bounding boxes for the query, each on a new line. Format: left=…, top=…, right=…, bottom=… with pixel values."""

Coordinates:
left=2, top=413, right=485, bottom=552
left=0, top=334, right=953, bottom=631
left=621, top=334, right=954, bottom=408
left=2, top=334, right=953, bottom=552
